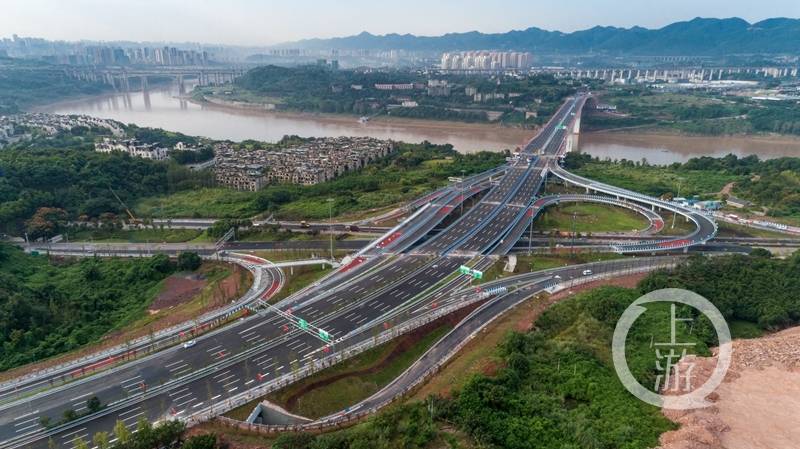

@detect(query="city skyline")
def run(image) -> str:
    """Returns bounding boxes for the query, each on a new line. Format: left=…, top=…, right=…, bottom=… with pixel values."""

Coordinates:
left=1, top=0, right=799, bottom=47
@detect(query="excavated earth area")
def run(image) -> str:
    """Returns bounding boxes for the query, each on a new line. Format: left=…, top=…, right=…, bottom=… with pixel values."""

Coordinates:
left=656, top=326, right=800, bottom=449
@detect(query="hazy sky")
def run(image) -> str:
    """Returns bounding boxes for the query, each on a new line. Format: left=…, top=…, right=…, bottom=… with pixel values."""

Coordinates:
left=2, top=0, right=799, bottom=46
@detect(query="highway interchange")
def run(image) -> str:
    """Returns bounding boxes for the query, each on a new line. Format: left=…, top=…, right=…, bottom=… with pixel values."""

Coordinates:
left=2, top=93, right=729, bottom=448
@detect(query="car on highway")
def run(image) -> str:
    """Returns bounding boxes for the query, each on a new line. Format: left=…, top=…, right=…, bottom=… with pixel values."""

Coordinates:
left=182, top=340, right=196, bottom=349
left=582, top=269, right=593, bottom=276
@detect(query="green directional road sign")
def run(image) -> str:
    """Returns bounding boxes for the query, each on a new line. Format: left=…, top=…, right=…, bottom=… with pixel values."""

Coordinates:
left=459, top=265, right=471, bottom=275
left=298, top=318, right=308, bottom=330
left=319, top=329, right=331, bottom=341
left=472, top=270, right=483, bottom=280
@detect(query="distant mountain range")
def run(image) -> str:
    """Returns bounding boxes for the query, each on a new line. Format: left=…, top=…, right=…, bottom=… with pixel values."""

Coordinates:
left=277, top=17, right=800, bottom=55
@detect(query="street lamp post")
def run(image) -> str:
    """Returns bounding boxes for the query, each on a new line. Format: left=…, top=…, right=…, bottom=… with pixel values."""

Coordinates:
left=460, top=169, right=466, bottom=217
left=528, top=209, right=534, bottom=255
left=327, top=198, right=335, bottom=261
left=672, top=179, right=683, bottom=230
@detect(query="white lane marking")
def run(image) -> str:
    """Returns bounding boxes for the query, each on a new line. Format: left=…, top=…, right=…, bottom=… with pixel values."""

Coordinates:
left=259, top=361, right=276, bottom=370
left=61, top=427, right=88, bottom=439
left=215, top=374, right=236, bottom=384
left=175, top=398, right=196, bottom=408
left=164, top=359, right=185, bottom=368
left=168, top=387, right=190, bottom=397
left=70, top=392, right=93, bottom=402
left=168, top=363, right=190, bottom=373
left=121, top=412, right=144, bottom=423
left=118, top=407, right=142, bottom=418
left=119, top=375, right=142, bottom=385
left=13, top=416, right=39, bottom=426
left=14, top=422, right=40, bottom=433
left=171, top=392, right=193, bottom=402
left=13, top=410, right=40, bottom=421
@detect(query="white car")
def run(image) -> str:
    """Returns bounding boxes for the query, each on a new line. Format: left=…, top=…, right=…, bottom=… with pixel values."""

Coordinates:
left=582, top=269, right=593, bottom=276
left=183, top=340, right=196, bottom=349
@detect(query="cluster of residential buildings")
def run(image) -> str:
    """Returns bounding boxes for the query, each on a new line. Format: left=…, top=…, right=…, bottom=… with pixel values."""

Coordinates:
left=94, top=138, right=203, bottom=160
left=440, top=51, right=534, bottom=71
left=66, top=45, right=211, bottom=66
left=0, top=113, right=124, bottom=147
left=0, top=35, right=212, bottom=66
left=214, top=137, right=395, bottom=191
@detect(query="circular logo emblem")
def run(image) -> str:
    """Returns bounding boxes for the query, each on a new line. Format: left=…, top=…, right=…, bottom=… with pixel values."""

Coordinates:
left=612, top=288, right=732, bottom=410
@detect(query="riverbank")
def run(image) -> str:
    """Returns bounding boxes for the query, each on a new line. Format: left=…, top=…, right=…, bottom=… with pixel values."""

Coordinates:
left=189, top=95, right=538, bottom=152
left=38, top=82, right=534, bottom=153
left=580, top=130, right=800, bottom=164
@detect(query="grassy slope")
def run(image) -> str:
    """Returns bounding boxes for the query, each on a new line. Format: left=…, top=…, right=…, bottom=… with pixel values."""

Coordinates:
left=224, top=321, right=453, bottom=420
left=66, top=228, right=204, bottom=243
left=573, top=161, right=740, bottom=199
left=533, top=202, right=650, bottom=233
left=479, top=253, right=624, bottom=284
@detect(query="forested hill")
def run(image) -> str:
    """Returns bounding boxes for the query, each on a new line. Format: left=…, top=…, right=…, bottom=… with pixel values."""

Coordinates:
left=277, top=17, right=800, bottom=55
left=0, top=57, right=112, bottom=114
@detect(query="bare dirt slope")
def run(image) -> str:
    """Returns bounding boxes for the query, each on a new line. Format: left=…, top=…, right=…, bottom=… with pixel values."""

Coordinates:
left=657, top=326, right=800, bottom=449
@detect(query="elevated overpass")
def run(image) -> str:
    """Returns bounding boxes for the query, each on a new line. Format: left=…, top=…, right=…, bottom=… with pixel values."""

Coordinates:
left=548, top=163, right=718, bottom=253
left=0, top=92, right=720, bottom=449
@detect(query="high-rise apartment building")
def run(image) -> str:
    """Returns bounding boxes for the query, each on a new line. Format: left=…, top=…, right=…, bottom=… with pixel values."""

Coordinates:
left=440, top=51, right=533, bottom=70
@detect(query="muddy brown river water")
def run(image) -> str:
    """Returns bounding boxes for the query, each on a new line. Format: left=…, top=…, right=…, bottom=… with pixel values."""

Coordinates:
left=38, top=82, right=800, bottom=163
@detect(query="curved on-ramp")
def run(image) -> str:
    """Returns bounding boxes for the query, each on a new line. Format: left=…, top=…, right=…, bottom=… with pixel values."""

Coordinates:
left=548, top=162, right=717, bottom=253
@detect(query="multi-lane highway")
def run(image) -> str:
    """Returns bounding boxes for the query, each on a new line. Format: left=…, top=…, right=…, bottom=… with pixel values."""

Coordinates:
left=1, top=92, right=723, bottom=448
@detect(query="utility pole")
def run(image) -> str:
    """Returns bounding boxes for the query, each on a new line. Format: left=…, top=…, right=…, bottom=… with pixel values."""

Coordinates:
left=571, top=212, right=577, bottom=258
left=671, top=179, right=683, bottom=230
left=528, top=208, right=534, bottom=255
left=460, top=169, right=466, bottom=217
left=327, top=198, right=335, bottom=261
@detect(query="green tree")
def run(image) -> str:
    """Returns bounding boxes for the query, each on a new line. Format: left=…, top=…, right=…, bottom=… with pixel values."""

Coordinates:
left=92, top=431, right=110, bottom=449
left=113, top=419, right=131, bottom=445
left=177, top=251, right=203, bottom=271
left=181, top=433, right=218, bottom=449
left=24, top=207, right=68, bottom=240
left=86, top=395, right=102, bottom=414
left=73, top=437, right=89, bottom=449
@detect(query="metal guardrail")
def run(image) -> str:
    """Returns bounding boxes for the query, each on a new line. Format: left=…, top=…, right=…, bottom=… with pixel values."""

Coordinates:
left=211, top=257, right=679, bottom=434
left=0, top=255, right=279, bottom=405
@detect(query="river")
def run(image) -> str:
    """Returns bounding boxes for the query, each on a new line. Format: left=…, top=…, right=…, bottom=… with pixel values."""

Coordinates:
left=37, top=82, right=533, bottom=153
left=579, top=131, right=800, bottom=164
left=38, top=82, right=800, bottom=162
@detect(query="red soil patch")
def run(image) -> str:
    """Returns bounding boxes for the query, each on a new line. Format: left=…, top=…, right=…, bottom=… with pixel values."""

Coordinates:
left=150, top=274, right=207, bottom=311
left=656, top=326, right=800, bottom=449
